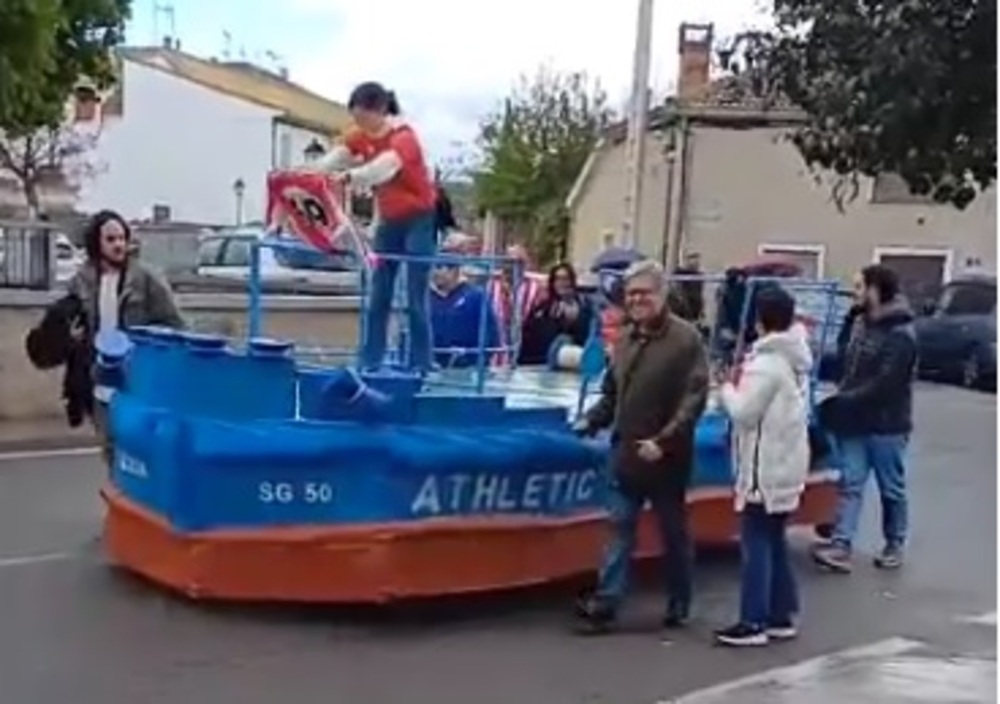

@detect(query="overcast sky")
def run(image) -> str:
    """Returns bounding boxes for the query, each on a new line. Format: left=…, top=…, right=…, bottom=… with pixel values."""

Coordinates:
left=128, top=0, right=768, bottom=163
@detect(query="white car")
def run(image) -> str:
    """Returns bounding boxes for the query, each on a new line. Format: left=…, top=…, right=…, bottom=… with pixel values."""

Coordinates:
left=54, top=233, right=84, bottom=284
left=195, top=229, right=360, bottom=293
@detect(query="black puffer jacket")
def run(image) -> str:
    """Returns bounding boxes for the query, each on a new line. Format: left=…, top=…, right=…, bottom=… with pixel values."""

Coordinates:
left=24, top=293, right=94, bottom=427
left=823, top=298, right=917, bottom=437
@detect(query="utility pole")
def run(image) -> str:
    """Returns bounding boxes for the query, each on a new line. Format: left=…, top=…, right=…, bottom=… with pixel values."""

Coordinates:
left=621, top=0, right=654, bottom=249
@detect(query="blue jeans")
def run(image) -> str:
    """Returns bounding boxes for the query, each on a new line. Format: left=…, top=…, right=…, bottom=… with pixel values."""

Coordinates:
left=739, top=504, right=799, bottom=627
left=831, top=434, right=909, bottom=551
left=360, top=211, right=436, bottom=371
left=595, top=481, right=692, bottom=611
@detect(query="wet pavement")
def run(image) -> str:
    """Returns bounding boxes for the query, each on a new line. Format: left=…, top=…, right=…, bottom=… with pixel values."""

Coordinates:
left=0, top=383, right=995, bottom=703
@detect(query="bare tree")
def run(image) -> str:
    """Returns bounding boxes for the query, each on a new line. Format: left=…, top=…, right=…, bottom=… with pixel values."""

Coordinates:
left=0, top=125, right=104, bottom=216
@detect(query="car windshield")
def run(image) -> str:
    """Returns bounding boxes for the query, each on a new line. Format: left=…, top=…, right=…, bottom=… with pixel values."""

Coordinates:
left=939, top=282, right=996, bottom=316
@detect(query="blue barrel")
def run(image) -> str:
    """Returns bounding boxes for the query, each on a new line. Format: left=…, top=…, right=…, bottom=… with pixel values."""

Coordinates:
left=173, top=335, right=297, bottom=420
left=95, top=329, right=132, bottom=399
left=318, top=368, right=393, bottom=423
left=174, top=332, right=232, bottom=416
left=243, top=338, right=297, bottom=419
left=173, top=334, right=295, bottom=420
left=127, top=326, right=183, bottom=407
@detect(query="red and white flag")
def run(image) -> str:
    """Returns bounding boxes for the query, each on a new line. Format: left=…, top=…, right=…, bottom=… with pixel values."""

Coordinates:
left=266, top=170, right=370, bottom=260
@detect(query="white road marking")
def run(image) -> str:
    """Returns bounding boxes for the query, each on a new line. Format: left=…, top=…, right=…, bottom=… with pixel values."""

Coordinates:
left=956, top=611, right=997, bottom=627
left=0, top=447, right=98, bottom=463
left=659, top=637, right=925, bottom=703
left=0, top=551, right=77, bottom=569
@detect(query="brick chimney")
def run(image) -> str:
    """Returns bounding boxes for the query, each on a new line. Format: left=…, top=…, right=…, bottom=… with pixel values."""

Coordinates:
left=677, top=22, right=714, bottom=103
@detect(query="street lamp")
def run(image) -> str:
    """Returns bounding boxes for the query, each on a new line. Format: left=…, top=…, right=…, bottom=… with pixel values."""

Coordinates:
left=232, top=177, right=245, bottom=226
left=303, top=139, right=326, bottom=162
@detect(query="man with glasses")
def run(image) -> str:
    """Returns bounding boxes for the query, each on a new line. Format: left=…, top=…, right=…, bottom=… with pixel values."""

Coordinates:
left=429, top=249, right=500, bottom=369
left=573, top=259, right=710, bottom=634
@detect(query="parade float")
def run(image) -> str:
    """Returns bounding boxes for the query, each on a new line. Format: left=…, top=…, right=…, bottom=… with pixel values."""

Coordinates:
left=98, top=171, right=841, bottom=603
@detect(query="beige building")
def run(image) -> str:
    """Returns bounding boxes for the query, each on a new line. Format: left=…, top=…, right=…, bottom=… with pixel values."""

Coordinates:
left=567, top=23, right=997, bottom=300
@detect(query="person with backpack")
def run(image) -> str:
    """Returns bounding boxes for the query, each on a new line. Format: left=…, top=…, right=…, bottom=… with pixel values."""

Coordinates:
left=715, top=286, right=812, bottom=646
left=812, top=264, right=917, bottom=572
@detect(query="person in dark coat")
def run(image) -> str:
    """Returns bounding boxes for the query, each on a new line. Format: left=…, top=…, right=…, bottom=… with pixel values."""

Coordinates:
left=813, top=264, right=917, bottom=573
left=670, top=252, right=705, bottom=324
left=518, top=262, right=594, bottom=366
left=832, top=302, right=865, bottom=382
left=573, top=259, right=710, bottom=634
left=61, top=211, right=182, bottom=464
left=434, top=184, right=458, bottom=243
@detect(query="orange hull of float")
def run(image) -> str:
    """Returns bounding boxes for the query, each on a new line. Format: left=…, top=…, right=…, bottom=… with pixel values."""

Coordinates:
left=101, top=473, right=838, bottom=604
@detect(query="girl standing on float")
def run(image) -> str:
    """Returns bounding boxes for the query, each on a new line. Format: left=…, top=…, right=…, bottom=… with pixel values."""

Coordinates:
left=314, top=82, right=438, bottom=372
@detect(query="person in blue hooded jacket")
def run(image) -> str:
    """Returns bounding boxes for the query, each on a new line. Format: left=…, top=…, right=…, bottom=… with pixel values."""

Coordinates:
left=429, top=260, right=499, bottom=368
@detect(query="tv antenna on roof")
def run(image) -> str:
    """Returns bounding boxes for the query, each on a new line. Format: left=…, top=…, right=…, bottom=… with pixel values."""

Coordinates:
left=152, top=2, right=176, bottom=44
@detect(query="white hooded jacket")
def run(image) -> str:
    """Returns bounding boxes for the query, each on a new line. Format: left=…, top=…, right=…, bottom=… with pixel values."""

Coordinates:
left=720, top=325, right=813, bottom=514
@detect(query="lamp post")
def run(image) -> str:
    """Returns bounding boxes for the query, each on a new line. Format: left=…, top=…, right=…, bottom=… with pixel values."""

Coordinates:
left=232, top=177, right=245, bottom=226
left=303, top=139, right=326, bottom=162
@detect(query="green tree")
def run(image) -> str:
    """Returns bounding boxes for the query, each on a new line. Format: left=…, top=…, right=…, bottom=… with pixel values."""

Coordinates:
left=0, top=0, right=130, bottom=213
left=733, top=0, right=996, bottom=209
left=474, top=67, right=611, bottom=264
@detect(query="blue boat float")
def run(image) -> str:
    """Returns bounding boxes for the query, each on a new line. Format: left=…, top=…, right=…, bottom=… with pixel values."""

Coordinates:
left=99, top=236, right=841, bottom=603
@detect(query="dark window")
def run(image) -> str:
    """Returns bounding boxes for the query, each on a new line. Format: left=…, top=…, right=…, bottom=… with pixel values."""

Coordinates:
left=197, top=238, right=224, bottom=266
left=940, top=283, right=996, bottom=316
left=220, top=237, right=251, bottom=266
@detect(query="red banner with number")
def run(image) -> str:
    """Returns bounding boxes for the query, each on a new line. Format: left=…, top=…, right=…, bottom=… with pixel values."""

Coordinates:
left=266, top=170, right=352, bottom=252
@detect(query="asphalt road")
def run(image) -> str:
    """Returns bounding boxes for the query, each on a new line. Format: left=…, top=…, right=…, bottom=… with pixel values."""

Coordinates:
left=0, top=384, right=994, bottom=704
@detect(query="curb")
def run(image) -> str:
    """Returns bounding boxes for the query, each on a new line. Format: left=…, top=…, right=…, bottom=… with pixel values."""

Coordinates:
left=0, top=435, right=98, bottom=455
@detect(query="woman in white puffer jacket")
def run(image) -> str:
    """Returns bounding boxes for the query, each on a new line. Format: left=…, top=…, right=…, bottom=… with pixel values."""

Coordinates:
left=715, top=286, right=813, bottom=648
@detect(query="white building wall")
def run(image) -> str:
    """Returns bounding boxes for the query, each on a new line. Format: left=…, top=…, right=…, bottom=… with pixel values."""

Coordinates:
left=80, top=60, right=277, bottom=225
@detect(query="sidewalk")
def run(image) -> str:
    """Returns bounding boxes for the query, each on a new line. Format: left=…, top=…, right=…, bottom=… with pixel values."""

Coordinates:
left=0, top=419, right=97, bottom=454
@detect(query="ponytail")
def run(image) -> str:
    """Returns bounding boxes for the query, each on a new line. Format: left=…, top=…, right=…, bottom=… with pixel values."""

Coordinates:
left=348, top=81, right=401, bottom=116
left=385, top=90, right=401, bottom=116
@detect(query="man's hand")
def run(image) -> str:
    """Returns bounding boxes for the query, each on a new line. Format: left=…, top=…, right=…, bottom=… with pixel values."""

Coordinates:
left=69, top=319, right=86, bottom=342
left=636, top=438, right=664, bottom=463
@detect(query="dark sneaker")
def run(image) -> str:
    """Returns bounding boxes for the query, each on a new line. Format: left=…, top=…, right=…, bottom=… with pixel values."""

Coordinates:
left=714, top=623, right=768, bottom=647
left=812, top=544, right=853, bottom=573
left=662, top=611, right=689, bottom=630
left=766, top=619, right=798, bottom=641
left=873, top=546, right=904, bottom=570
left=573, top=597, right=617, bottom=636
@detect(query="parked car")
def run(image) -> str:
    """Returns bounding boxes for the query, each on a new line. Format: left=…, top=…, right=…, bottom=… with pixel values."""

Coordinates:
left=53, top=233, right=85, bottom=284
left=0, top=231, right=83, bottom=286
left=195, top=228, right=361, bottom=293
left=915, top=273, right=996, bottom=391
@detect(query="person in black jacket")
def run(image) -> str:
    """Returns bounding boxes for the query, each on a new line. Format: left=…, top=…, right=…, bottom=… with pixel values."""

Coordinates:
left=670, top=252, right=705, bottom=324
left=517, top=262, right=594, bottom=366
left=831, top=302, right=865, bottom=382
left=813, top=264, right=917, bottom=573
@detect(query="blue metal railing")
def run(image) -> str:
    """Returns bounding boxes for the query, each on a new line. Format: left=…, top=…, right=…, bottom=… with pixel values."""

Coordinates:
left=247, top=237, right=525, bottom=396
